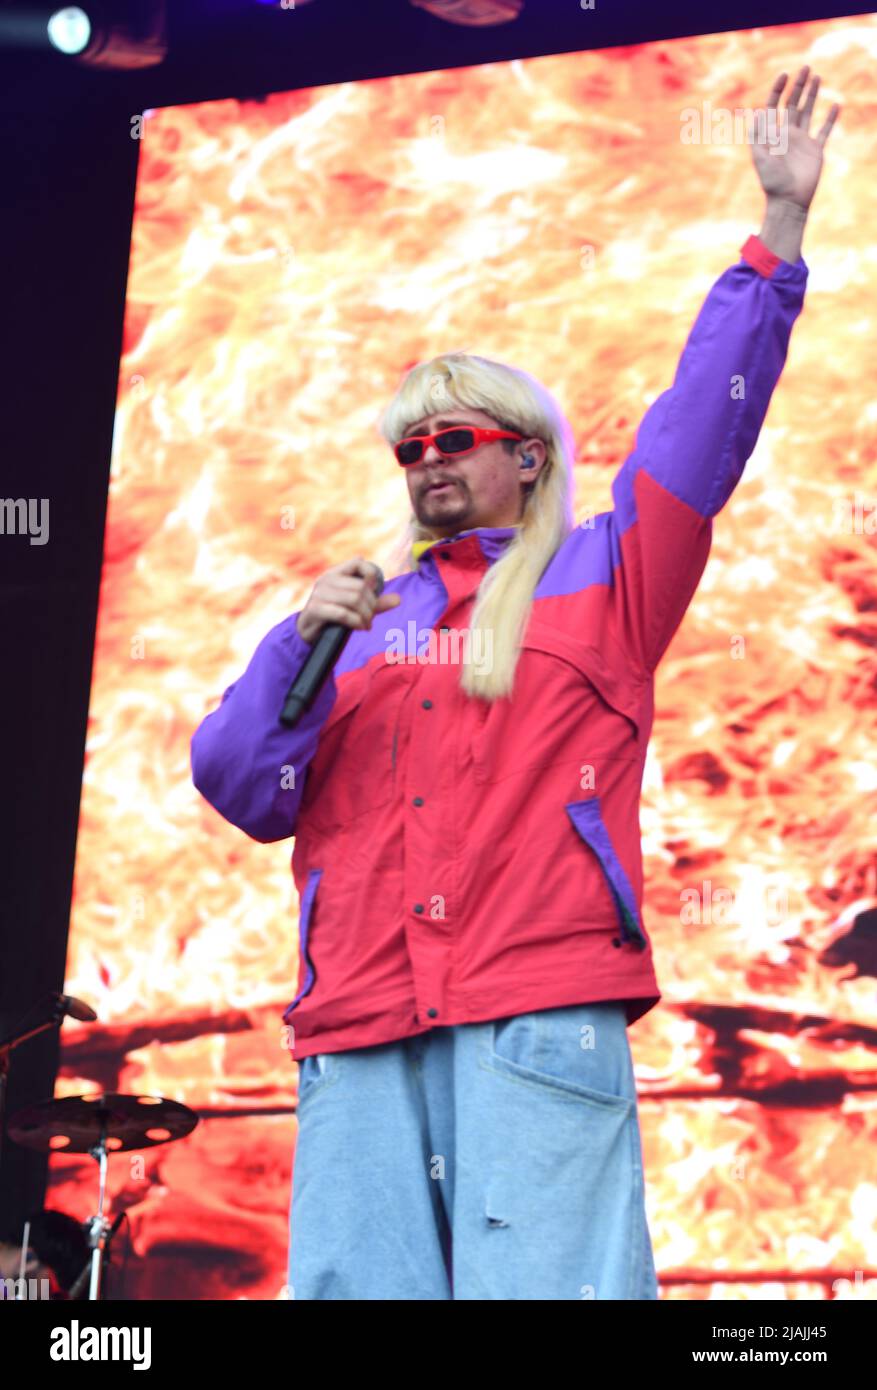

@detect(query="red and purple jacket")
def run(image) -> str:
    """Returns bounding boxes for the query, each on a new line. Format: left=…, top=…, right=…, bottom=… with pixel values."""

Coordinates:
left=191, top=234, right=807, bottom=1059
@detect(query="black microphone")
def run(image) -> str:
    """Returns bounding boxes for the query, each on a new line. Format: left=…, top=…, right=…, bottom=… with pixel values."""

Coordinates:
left=280, top=566, right=384, bottom=728
left=53, top=994, right=98, bottom=1024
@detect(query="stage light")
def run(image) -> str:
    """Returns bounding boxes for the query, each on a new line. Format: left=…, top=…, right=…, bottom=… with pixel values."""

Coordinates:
left=47, top=7, right=91, bottom=55
left=47, top=1, right=167, bottom=69
left=409, top=0, right=523, bottom=24
left=254, top=0, right=525, bottom=17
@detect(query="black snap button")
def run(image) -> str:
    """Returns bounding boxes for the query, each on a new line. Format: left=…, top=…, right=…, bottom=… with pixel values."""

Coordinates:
left=422, top=699, right=433, bottom=709
left=439, top=550, right=451, bottom=559
left=414, top=903, right=424, bottom=913
left=427, top=1008, right=438, bottom=1018
left=611, top=937, right=623, bottom=948
left=413, top=796, right=424, bottom=807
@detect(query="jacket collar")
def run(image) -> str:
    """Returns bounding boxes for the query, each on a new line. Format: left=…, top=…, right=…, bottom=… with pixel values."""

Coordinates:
left=411, top=524, right=521, bottom=567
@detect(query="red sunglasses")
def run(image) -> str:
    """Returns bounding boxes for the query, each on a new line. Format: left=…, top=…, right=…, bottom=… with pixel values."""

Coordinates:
left=394, top=425, right=523, bottom=467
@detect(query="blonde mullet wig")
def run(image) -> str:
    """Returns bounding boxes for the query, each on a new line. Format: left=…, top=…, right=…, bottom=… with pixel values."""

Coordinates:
left=377, top=352, right=576, bottom=701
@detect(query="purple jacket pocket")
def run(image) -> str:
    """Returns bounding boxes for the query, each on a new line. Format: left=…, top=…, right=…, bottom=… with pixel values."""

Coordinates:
left=565, top=798, right=648, bottom=949
left=283, top=867, right=323, bottom=1019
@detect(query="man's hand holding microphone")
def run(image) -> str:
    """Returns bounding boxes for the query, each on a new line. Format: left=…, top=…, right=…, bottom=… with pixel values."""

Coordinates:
left=281, top=558, right=402, bottom=726
left=296, top=557, right=402, bottom=644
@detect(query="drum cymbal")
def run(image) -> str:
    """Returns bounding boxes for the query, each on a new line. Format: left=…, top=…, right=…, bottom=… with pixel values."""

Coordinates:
left=7, top=1093, right=199, bottom=1154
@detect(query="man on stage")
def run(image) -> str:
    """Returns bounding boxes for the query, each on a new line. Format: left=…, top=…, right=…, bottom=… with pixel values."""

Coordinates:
left=191, top=67, right=839, bottom=1299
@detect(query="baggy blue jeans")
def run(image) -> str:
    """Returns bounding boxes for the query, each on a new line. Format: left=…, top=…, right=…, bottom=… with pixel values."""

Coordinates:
left=287, top=1002, right=658, bottom=1300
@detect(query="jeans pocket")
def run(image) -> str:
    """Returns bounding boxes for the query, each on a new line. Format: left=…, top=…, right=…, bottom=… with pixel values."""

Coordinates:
left=296, top=1051, right=340, bottom=1111
left=485, top=1005, right=635, bottom=1113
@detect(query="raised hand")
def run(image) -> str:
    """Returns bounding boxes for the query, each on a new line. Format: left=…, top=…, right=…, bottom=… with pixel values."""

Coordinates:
left=750, top=66, right=840, bottom=212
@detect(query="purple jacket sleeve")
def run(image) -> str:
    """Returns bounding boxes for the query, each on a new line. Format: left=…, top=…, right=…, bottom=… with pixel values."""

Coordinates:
left=607, top=236, right=809, bottom=673
left=190, top=612, right=337, bottom=843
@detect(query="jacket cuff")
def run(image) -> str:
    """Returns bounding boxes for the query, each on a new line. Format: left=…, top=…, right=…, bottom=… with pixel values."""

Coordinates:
left=740, top=233, right=783, bottom=279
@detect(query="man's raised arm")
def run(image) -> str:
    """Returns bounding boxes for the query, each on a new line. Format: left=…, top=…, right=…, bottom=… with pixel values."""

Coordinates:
left=603, top=66, right=840, bottom=674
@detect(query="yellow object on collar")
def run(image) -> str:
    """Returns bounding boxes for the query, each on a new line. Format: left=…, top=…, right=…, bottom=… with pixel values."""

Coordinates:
left=411, top=537, right=440, bottom=562
left=411, top=525, right=521, bottom=565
